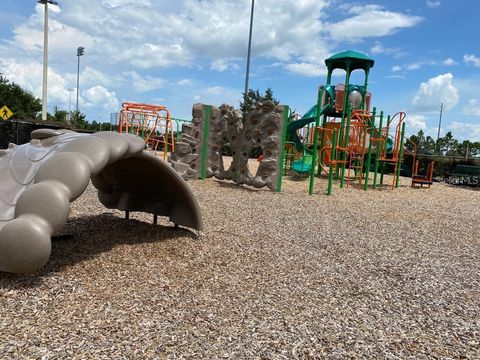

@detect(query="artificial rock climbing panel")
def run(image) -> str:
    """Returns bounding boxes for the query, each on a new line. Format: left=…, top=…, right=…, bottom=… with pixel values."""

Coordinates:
left=169, top=101, right=286, bottom=191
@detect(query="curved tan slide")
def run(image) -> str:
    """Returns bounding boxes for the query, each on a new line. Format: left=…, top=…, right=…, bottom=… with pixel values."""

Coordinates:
left=0, top=129, right=202, bottom=274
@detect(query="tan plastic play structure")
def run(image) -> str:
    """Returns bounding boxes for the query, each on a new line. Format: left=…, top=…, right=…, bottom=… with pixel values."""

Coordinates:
left=0, top=129, right=202, bottom=274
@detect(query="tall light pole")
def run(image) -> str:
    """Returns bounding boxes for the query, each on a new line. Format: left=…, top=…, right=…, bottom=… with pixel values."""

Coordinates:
left=244, top=0, right=255, bottom=101
left=75, top=46, right=84, bottom=114
left=38, top=0, right=58, bottom=121
left=68, top=88, right=73, bottom=123
left=436, top=102, right=443, bottom=154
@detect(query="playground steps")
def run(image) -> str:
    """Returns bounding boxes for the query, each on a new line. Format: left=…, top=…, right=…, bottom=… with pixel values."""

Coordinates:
left=411, top=175, right=433, bottom=186
left=411, top=160, right=434, bottom=188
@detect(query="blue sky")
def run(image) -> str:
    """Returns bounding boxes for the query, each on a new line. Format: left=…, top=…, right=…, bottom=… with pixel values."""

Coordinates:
left=0, top=0, right=479, bottom=140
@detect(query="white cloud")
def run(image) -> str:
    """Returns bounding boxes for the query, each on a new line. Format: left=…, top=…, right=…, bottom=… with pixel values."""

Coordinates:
left=370, top=42, right=385, bottom=55
left=191, top=85, right=242, bottom=107
left=369, top=42, right=405, bottom=58
left=3, top=0, right=424, bottom=88
left=284, top=62, right=327, bottom=77
left=79, top=66, right=115, bottom=87
left=100, top=0, right=152, bottom=9
left=0, top=57, right=121, bottom=115
left=443, top=58, right=457, bottom=66
left=386, top=75, right=405, bottom=79
left=405, top=60, right=436, bottom=70
left=406, top=62, right=423, bottom=70
left=463, top=99, right=480, bottom=117
left=464, top=54, right=480, bottom=67
left=119, top=43, right=192, bottom=69
left=426, top=0, right=441, bottom=9
left=327, top=5, right=422, bottom=42
left=122, top=71, right=165, bottom=92
left=405, top=114, right=427, bottom=130
left=0, top=58, right=69, bottom=105
left=391, top=65, right=402, bottom=72
left=412, top=73, right=459, bottom=111
left=12, top=6, right=95, bottom=57
left=177, top=79, right=194, bottom=87
left=284, top=45, right=330, bottom=77
left=82, top=85, right=119, bottom=111
left=447, top=122, right=480, bottom=141
left=0, top=0, right=428, bottom=120
left=210, top=59, right=240, bottom=72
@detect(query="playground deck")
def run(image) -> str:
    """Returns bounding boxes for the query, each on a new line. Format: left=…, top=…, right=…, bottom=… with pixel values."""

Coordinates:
left=1, top=174, right=479, bottom=358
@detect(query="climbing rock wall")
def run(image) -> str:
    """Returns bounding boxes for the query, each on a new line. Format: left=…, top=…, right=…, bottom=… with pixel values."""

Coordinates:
left=168, top=122, right=199, bottom=179
left=169, top=101, right=286, bottom=191
left=169, top=104, right=227, bottom=179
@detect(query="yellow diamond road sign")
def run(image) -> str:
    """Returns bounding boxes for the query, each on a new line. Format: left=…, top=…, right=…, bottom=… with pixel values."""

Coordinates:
left=0, top=105, right=13, bottom=120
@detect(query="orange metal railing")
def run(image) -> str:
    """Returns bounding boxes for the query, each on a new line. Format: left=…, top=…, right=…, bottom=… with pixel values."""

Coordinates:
left=118, top=102, right=175, bottom=160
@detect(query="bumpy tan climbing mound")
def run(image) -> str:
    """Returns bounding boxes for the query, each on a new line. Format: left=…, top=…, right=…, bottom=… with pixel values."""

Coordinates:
left=0, top=130, right=202, bottom=274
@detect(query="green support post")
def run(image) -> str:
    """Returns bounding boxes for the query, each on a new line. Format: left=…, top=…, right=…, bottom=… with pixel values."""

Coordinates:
left=362, top=69, right=370, bottom=111
left=200, top=105, right=211, bottom=180
left=308, top=88, right=323, bottom=195
left=395, top=122, right=406, bottom=188
left=317, top=88, right=328, bottom=176
left=326, top=129, right=338, bottom=195
left=336, top=114, right=346, bottom=182
left=372, top=110, right=383, bottom=189
left=363, top=107, right=376, bottom=191
left=339, top=106, right=352, bottom=188
left=277, top=106, right=290, bottom=193
left=380, top=162, right=385, bottom=186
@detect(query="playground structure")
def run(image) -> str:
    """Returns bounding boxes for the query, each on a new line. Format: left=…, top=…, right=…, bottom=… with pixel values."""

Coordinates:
left=170, top=51, right=432, bottom=194
left=0, top=129, right=202, bottom=274
left=118, top=102, right=175, bottom=160
left=285, top=50, right=434, bottom=194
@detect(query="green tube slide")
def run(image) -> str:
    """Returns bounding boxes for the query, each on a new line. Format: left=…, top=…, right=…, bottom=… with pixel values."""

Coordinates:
left=287, top=103, right=331, bottom=174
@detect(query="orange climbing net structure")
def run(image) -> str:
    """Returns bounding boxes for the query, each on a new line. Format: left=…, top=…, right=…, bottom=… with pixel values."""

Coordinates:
left=118, top=102, right=175, bottom=159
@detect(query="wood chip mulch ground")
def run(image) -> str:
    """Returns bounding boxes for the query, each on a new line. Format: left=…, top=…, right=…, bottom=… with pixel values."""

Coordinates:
left=1, top=172, right=479, bottom=358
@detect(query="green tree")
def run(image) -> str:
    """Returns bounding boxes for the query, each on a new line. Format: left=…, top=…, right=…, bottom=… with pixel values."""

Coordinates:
left=239, top=87, right=279, bottom=114
left=469, top=142, right=480, bottom=157
left=438, top=131, right=458, bottom=155
left=51, top=106, right=69, bottom=125
left=71, top=110, right=87, bottom=129
left=405, top=130, right=426, bottom=151
left=0, top=74, right=41, bottom=119
left=454, top=140, right=480, bottom=158
left=424, top=136, right=436, bottom=151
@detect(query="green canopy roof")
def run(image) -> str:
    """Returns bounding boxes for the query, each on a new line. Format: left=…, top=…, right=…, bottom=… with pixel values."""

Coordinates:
left=325, top=51, right=374, bottom=72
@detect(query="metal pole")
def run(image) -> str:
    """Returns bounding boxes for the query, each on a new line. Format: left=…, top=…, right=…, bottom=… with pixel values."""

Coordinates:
left=395, top=122, right=406, bottom=188
left=244, top=0, right=255, bottom=99
left=436, top=102, right=443, bottom=154
left=41, top=2, right=48, bottom=121
left=276, top=105, right=289, bottom=193
left=68, top=88, right=73, bottom=124
left=373, top=110, right=383, bottom=189
left=200, top=105, right=211, bottom=180
left=308, top=87, right=323, bottom=195
left=363, top=107, right=376, bottom=191
left=339, top=105, right=352, bottom=188
left=76, top=53, right=80, bottom=112
left=326, top=130, right=338, bottom=195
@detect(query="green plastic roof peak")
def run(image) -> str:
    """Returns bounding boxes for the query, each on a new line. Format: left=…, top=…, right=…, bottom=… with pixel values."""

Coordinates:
left=325, top=51, right=375, bottom=72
